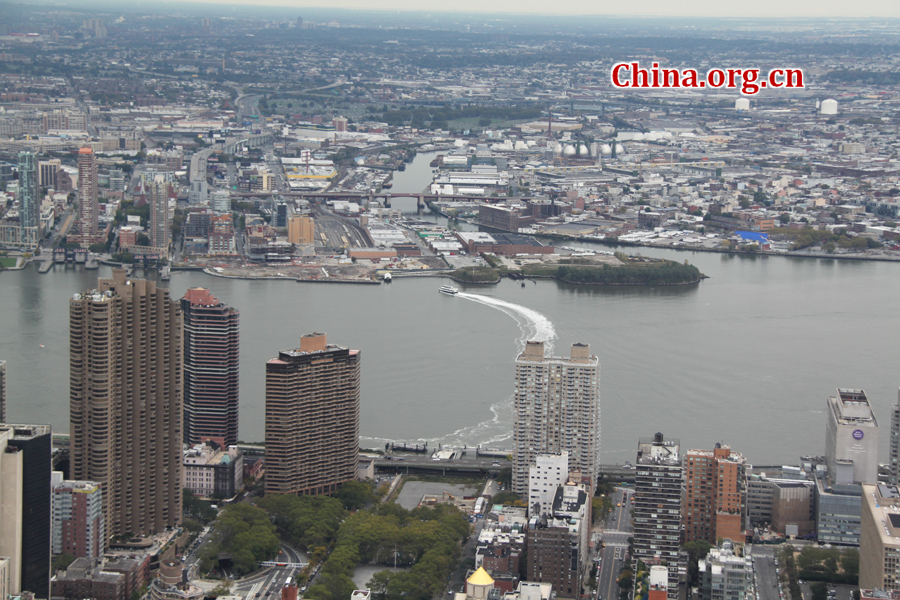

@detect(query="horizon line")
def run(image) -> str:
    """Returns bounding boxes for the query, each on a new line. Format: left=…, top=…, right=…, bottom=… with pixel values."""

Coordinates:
left=20, top=0, right=900, bottom=20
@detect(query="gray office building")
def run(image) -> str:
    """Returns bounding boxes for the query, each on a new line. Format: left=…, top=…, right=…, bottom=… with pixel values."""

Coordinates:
left=814, top=471, right=862, bottom=546
left=825, top=388, right=879, bottom=485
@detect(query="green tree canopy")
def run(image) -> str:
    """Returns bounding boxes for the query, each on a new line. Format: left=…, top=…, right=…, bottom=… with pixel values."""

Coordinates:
left=682, top=540, right=713, bottom=586
left=202, top=503, right=280, bottom=575
left=336, top=480, right=374, bottom=511
left=257, top=493, right=346, bottom=551
left=183, top=489, right=217, bottom=523
left=811, top=582, right=828, bottom=600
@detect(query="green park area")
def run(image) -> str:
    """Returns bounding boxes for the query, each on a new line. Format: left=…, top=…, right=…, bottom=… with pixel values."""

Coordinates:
left=452, top=253, right=704, bottom=286
left=194, top=480, right=470, bottom=600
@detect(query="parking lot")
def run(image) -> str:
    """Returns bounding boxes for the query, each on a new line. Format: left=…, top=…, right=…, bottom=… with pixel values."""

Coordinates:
left=393, top=481, right=480, bottom=510
left=799, top=582, right=856, bottom=600
left=445, top=254, right=484, bottom=269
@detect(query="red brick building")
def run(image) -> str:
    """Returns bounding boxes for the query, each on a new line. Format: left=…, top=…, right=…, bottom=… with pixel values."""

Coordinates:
left=684, top=445, right=747, bottom=545
left=52, top=479, right=105, bottom=560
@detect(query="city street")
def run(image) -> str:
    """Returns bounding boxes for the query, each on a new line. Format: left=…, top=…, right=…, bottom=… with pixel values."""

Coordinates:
left=183, top=525, right=215, bottom=580
left=189, top=541, right=306, bottom=598
left=181, top=514, right=307, bottom=595
left=596, top=488, right=634, bottom=600
left=751, top=546, right=782, bottom=600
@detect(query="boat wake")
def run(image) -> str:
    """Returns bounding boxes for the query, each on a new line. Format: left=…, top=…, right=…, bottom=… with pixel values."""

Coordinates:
left=431, top=293, right=558, bottom=448
left=455, top=292, right=556, bottom=354
left=361, top=394, right=516, bottom=449
left=362, top=293, right=558, bottom=451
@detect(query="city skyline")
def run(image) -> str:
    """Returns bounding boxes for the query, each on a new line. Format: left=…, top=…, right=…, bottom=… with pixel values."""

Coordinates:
left=58, top=0, right=900, bottom=19
left=2, top=4, right=893, bottom=462
left=0, top=3, right=896, bottom=597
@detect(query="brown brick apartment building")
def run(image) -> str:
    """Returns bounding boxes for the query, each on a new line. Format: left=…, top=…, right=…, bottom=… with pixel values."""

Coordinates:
left=265, top=333, right=360, bottom=496
left=684, top=444, right=747, bottom=545
left=69, top=269, right=183, bottom=537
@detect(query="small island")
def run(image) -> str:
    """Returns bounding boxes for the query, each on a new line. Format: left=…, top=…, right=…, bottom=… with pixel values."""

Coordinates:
left=451, top=252, right=705, bottom=286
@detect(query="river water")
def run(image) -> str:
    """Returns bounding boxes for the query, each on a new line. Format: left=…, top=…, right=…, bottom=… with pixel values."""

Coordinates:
left=2, top=153, right=899, bottom=465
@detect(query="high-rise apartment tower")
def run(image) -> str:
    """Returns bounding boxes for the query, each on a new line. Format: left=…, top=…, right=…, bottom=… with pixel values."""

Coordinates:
left=181, top=288, right=239, bottom=446
left=17, top=152, right=39, bottom=230
left=76, top=146, right=98, bottom=243
left=265, top=333, right=360, bottom=496
left=51, top=472, right=105, bottom=560
left=512, top=341, right=599, bottom=496
left=69, top=269, right=183, bottom=537
left=0, top=360, right=6, bottom=422
left=890, top=389, right=900, bottom=485
left=149, top=177, right=169, bottom=251
left=634, top=433, right=684, bottom=600
left=684, top=444, right=747, bottom=545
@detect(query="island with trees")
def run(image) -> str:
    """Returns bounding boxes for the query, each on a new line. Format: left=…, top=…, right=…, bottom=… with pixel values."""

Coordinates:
left=451, top=252, right=705, bottom=286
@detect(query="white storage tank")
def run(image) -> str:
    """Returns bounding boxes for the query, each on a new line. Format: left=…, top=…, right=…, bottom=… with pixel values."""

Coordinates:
left=735, top=98, right=750, bottom=111
left=820, top=98, right=838, bottom=115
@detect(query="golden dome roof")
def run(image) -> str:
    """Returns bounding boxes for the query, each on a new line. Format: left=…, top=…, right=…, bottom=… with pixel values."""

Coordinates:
left=467, top=567, right=494, bottom=586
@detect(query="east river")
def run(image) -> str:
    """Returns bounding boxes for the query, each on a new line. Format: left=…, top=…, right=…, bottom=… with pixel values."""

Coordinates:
left=2, top=152, right=899, bottom=465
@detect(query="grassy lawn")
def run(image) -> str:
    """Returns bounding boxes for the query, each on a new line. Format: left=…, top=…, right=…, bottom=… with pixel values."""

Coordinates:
left=0, top=256, right=18, bottom=268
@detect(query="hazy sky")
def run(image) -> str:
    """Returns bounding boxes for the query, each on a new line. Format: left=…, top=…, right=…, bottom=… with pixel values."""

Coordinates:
left=180, top=0, right=900, bottom=19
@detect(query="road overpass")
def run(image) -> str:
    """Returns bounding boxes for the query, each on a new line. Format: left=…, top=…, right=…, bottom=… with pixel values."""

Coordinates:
left=246, top=190, right=535, bottom=207
left=223, top=132, right=275, bottom=154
